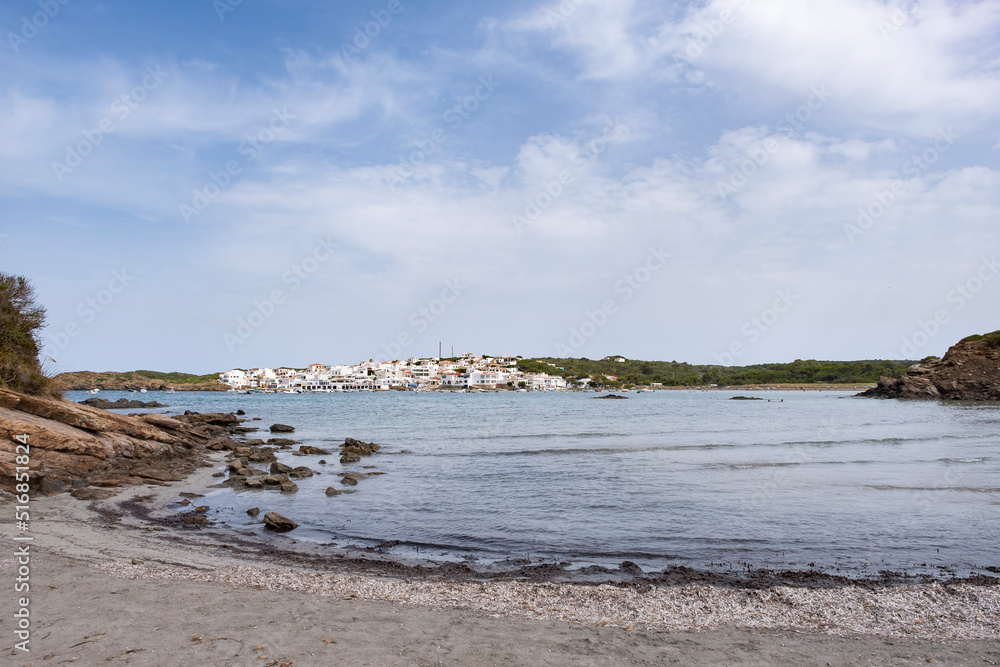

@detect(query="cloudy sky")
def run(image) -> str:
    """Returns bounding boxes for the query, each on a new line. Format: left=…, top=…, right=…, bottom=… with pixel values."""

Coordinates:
left=2, top=0, right=999, bottom=374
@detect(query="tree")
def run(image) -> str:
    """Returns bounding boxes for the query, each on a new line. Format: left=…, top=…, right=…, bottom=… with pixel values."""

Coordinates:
left=0, top=273, right=54, bottom=396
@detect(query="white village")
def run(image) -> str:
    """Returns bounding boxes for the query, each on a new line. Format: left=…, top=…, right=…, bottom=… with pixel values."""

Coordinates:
left=218, top=353, right=569, bottom=393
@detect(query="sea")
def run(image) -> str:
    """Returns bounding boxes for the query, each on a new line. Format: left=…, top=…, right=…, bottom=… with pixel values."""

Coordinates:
left=66, top=389, right=1000, bottom=577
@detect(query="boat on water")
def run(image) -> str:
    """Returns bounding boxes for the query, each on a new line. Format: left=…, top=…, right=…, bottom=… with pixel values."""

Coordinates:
left=165, top=388, right=176, bottom=394
left=139, top=388, right=147, bottom=393
left=87, top=388, right=100, bottom=394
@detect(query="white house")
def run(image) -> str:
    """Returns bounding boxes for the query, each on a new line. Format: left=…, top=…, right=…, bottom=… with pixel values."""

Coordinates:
left=219, top=369, right=248, bottom=388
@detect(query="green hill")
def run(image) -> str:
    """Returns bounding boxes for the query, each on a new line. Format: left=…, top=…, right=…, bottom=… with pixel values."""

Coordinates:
left=517, top=357, right=915, bottom=388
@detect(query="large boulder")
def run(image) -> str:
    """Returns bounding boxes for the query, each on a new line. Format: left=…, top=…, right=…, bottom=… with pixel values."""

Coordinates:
left=263, top=512, right=298, bottom=531
left=269, top=423, right=295, bottom=433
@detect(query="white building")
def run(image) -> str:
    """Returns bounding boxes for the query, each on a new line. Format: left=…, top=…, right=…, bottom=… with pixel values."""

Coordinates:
left=219, top=369, right=248, bottom=388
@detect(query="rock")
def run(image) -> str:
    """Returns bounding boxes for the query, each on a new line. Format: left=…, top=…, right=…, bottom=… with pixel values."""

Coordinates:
left=245, top=478, right=264, bottom=489
left=263, top=511, right=298, bottom=531
left=236, top=409, right=246, bottom=416
left=342, top=437, right=380, bottom=456
left=289, top=466, right=314, bottom=479
left=252, top=417, right=262, bottom=421
left=325, top=487, right=342, bottom=496
left=270, top=423, right=295, bottom=433
left=266, top=438, right=297, bottom=446
left=38, top=476, right=69, bottom=496
left=318, top=459, right=327, bottom=464
left=183, top=514, right=208, bottom=525
left=595, top=394, right=628, bottom=399
left=179, top=492, right=204, bottom=498
left=0, top=387, right=222, bottom=497
left=340, top=475, right=359, bottom=486
left=172, top=412, right=240, bottom=427
left=79, top=398, right=168, bottom=409
left=298, top=445, right=332, bottom=456
left=246, top=448, right=277, bottom=463
left=70, top=487, right=118, bottom=500
left=280, top=480, right=298, bottom=493
left=195, top=505, right=209, bottom=513
left=246, top=507, right=260, bottom=516
left=211, top=472, right=225, bottom=477
left=261, top=474, right=288, bottom=486
left=270, top=462, right=293, bottom=474
left=620, top=560, right=644, bottom=576
left=242, top=439, right=266, bottom=446
left=730, top=396, right=763, bottom=400
left=233, top=427, right=258, bottom=434
left=858, top=333, right=1000, bottom=400
left=179, top=499, right=190, bottom=506
left=339, top=453, right=361, bottom=464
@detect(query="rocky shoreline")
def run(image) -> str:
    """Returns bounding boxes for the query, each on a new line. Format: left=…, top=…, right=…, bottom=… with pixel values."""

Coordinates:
left=859, top=332, right=1000, bottom=400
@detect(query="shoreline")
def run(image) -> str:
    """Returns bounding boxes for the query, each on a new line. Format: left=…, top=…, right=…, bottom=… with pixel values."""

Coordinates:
left=3, top=479, right=1000, bottom=665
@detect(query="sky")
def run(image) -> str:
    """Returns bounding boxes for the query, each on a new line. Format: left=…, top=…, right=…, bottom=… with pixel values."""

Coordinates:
left=2, top=0, right=999, bottom=374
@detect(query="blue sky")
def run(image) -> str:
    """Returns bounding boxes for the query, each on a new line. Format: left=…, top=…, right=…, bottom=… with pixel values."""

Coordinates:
left=2, top=0, right=999, bottom=374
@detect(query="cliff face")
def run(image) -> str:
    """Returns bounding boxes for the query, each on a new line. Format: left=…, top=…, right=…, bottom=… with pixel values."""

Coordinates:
left=858, top=334, right=1000, bottom=400
left=0, top=387, right=237, bottom=496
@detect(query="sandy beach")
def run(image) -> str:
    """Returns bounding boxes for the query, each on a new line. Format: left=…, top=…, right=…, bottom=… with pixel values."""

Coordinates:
left=3, top=463, right=999, bottom=667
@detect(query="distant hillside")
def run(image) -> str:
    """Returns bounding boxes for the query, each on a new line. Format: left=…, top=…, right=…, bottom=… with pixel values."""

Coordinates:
left=517, top=357, right=917, bottom=388
left=52, top=370, right=226, bottom=392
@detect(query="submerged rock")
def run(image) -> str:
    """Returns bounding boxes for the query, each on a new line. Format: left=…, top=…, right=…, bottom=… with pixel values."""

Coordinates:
left=79, top=397, right=168, bottom=409
left=325, top=487, right=342, bottom=496
left=246, top=507, right=260, bottom=516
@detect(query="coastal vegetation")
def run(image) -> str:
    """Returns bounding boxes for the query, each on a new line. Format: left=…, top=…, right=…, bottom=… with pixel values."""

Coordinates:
left=961, top=330, right=1000, bottom=346
left=0, top=272, right=55, bottom=396
left=53, top=369, right=227, bottom=392
left=517, top=356, right=916, bottom=388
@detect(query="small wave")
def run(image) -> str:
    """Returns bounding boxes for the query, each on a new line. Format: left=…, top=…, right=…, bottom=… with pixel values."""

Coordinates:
left=867, top=485, right=1000, bottom=493
left=435, top=443, right=743, bottom=458
left=728, top=462, right=800, bottom=470
left=937, top=457, right=987, bottom=464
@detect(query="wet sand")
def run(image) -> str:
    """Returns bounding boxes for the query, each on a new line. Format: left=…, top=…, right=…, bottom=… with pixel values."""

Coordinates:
left=2, top=467, right=999, bottom=666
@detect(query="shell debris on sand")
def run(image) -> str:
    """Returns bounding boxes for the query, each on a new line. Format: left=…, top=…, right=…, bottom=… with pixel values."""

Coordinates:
left=93, top=561, right=1000, bottom=641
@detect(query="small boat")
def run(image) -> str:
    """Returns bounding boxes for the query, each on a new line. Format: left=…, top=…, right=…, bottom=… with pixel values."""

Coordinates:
left=139, top=388, right=147, bottom=393
left=87, top=387, right=100, bottom=394
left=165, top=388, right=176, bottom=394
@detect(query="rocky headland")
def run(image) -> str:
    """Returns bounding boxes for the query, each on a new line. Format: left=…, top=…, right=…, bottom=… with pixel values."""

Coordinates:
left=858, top=331, right=1000, bottom=400
left=51, top=370, right=227, bottom=392
left=0, top=387, right=240, bottom=497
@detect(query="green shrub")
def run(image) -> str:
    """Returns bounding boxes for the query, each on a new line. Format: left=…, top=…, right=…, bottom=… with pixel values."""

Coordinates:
left=0, top=273, right=55, bottom=396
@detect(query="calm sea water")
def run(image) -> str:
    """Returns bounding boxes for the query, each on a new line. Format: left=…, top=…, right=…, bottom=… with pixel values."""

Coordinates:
left=68, top=390, right=1000, bottom=576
